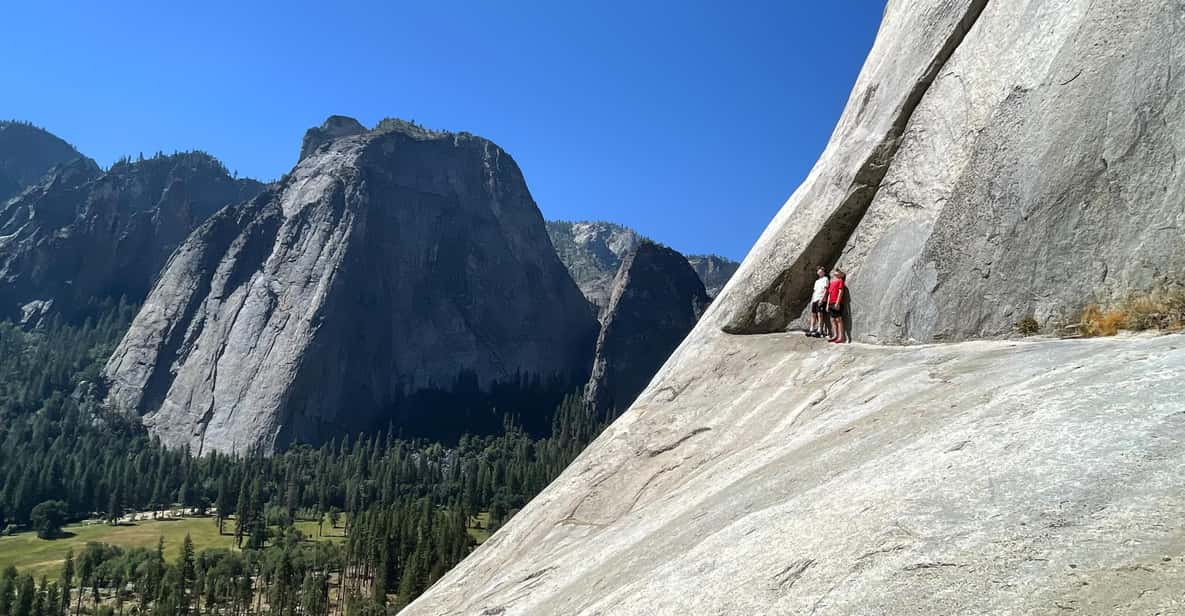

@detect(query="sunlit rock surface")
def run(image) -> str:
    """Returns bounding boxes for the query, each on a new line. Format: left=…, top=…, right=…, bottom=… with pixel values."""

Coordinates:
left=408, top=0, right=1185, bottom=613
left=106, top=118, right=598, bottom=453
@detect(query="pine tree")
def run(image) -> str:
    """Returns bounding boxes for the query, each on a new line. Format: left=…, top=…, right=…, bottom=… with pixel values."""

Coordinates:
left=0, top=567, right=15, bottom=616
left=12, top=576, right=32, bottom=616
left=178, top=534, right=195, bottom=615
left=106, top=486, right=121, bottom=526
left=57, top=551, right=72, bottom=616
left=214, top=479, right=229, bottom=535
left=73, top=552, right=91, bottom=616
left=28, top=579, right=43, bottom=616
left=233, top=478, right=250, bottom=548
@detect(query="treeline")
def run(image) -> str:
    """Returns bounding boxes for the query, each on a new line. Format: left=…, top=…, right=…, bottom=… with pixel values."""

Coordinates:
left=0, top=530, right=343, bottom=616
left=0, top=305, right=612, bottom=612
left=0, top=393, right=603, bottom=612
left=0, top=298, right=136, bottom=413
left=107, top=150, right=234, bottom=178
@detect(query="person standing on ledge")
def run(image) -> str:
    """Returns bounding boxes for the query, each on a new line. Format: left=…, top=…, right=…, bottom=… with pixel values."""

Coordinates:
left=807, top=266, right=831, bottom=338
left=827, top=270, right=847, bottom=343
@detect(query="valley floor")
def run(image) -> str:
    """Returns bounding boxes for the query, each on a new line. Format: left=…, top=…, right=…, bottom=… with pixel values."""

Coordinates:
left=0, top=514, right=342, bottom=576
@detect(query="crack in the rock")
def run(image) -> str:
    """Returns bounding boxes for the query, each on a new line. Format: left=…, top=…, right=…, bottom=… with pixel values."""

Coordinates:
left=772, top=558, right=816, bottom=592
left=724, top=0, right=991, bottom=335
left=644, top=427, right=711, bottom=457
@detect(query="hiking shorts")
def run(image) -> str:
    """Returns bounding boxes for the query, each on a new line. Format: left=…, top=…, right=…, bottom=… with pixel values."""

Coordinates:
left=811, top=300, right=827, bottom=314
left=829, top=305, right=843, bottom=317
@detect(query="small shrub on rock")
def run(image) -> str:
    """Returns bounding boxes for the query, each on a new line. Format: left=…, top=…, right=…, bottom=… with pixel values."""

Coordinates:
left=1077, top=287, right=1185, bottom=337
left=1080, top=304, right=1126, bottom=337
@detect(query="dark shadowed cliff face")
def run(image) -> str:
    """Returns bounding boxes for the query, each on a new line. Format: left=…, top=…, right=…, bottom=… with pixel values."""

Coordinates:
left=585, top=241, right=709, bottom=417
left=0, top=121, right=85, bottom=202
left=105, top=118, right=600, bottom=454
left=0, top=152, right=263, bottom=322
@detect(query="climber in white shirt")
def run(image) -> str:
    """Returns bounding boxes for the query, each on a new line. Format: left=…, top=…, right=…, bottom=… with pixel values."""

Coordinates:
left=807, top=266, right=830, bottom=338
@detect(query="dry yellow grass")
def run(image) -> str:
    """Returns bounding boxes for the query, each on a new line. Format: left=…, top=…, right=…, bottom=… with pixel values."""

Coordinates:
left=1079, top=304, right=1127, bottom=337
left=1077, top=288, right=1185, bottom=337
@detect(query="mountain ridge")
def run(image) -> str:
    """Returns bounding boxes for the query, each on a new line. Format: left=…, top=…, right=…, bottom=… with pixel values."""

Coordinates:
left=0, top=120, right=85, bottom=202
left=105, top=117, right=600, bottom=453
left=546, top=220, right=738, bottom=311
left=0, top=148, right=263, bottom=322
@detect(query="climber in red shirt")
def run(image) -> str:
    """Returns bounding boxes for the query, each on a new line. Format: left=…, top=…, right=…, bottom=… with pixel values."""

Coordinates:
left=827, top=270, right=847, bottom=343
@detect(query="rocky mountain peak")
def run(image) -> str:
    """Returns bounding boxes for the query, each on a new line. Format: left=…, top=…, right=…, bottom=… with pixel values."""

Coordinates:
left=298, top=114, right=367, bottom=161
left=585, top=240, right=710, bottom=417
left=0, top=148, right=262, bottom=322
left=548, top=220, right=739, bottom=312
left=0, top=120, right=87, bottom=202
left=106, top=118, right=599, bottom=453
left=685, top=254, right=740, bottom=298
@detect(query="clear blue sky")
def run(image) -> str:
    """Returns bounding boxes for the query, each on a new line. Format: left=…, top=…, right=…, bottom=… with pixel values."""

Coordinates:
left=3, top=0, right=886, bottom=261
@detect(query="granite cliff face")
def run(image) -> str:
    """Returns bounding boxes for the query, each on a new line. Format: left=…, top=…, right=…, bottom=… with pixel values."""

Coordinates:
left=105, top=118, right=599, bottom=453
left=546, top=220, right=643, bottom=312
left=0, top=151, right=262, bottom=322
left=547, top=220, right=738, bottom=311
left=299, top=115, right=366, bottom=162
left=684, top=254, right=739, bottom=298
left=0, top=121, right=84, bottom=202
left=584, top=241, right=709, bottom=418
left=716, top=0, right=1185, bottom=343
left=407, top=0, right=1185, bottom=613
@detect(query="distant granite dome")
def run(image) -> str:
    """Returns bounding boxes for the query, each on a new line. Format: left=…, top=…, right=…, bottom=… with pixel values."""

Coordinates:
left=685, top=254, right=740, bottom=298
left=106, top=116, right=599, bottom=454
left=299, top=115, right=366, bottom=161
left=585, top=241, right=710, bottom=417
left=0, top=149, right=263, bottom=322
left=546, top=220, right=644, bottom=313
left=547, top=220, right=739, bottom=312
left=0, top=121, right=86, bottom=202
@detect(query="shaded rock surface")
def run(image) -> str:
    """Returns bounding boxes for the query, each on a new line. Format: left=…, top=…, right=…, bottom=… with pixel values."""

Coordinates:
left=715, top=0, right=1185, bottom=343
left=408, top=0, right=1185, bottom=613
left=714, top=0, right=989, bottom=337
left=0, top=121, right=85, bottom=202
left=0, top=151, right=262, bottom=322
left=105, top=117, right=599, bottom=454
left=838, top=0, right=1185, bottom=342
left=585, top=241, right=709, bottom=418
